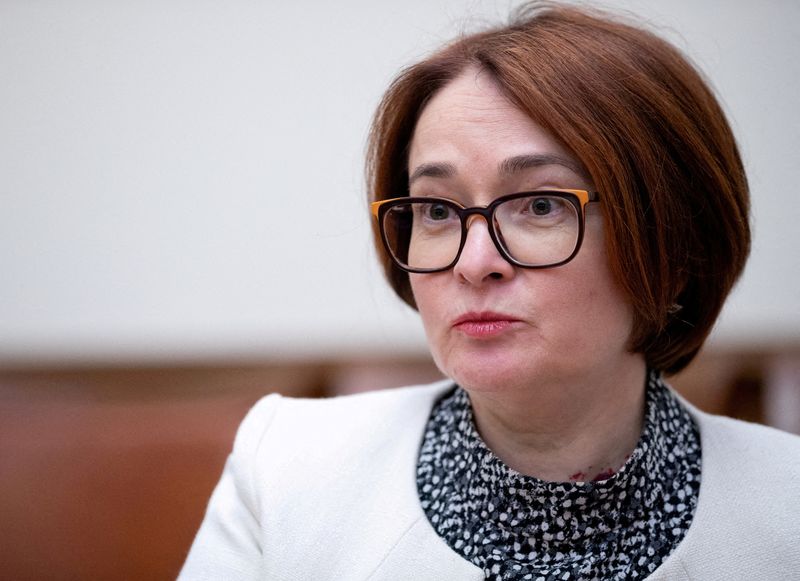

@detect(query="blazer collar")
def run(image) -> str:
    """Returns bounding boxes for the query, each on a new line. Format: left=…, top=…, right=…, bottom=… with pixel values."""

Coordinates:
left=365, top=380, right=701, bottom=581
left=365, top=380, right=483, bottom=580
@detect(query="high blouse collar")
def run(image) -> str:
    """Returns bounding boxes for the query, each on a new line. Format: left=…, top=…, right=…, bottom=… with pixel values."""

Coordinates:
left=416, top=370, right=701, bottom=580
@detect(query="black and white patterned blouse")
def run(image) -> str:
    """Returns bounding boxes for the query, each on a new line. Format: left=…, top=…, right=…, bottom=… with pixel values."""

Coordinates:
left=416, top=371, right=701, bottom=580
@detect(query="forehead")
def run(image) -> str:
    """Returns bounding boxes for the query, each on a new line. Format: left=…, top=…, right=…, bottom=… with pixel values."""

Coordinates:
left=408, top=68, right=583, bottom=179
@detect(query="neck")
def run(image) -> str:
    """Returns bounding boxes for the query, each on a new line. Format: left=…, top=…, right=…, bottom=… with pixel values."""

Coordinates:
left=467, top=357, right=648, bottom=482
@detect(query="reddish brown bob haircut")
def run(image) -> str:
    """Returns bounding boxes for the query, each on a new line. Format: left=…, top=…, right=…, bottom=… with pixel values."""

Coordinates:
left=366, top=2, right=750, bottom=374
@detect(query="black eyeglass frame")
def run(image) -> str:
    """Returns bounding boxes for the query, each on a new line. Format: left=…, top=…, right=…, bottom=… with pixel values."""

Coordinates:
left=370, top=189, right=601, bottom=274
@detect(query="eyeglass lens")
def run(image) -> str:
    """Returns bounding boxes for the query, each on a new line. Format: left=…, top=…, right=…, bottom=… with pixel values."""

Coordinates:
left=381, top=194, right=581, bottom=271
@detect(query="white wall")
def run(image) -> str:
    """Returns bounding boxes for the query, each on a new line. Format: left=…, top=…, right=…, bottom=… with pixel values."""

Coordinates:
left=1, top=0, right=798, bottom=365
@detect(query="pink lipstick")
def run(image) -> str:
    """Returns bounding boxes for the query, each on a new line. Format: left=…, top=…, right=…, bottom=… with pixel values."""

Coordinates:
left=453, top=311, right=519, bottom=338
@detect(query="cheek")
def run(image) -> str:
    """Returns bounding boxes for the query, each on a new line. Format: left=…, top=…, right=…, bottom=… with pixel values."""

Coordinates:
left=578, top=270, right=635, bottom=346
left=548, top=243, right=634, bottom=346
left=409, top=274, right=453, bottom=350
left=409, top=274, right=439, bottom=327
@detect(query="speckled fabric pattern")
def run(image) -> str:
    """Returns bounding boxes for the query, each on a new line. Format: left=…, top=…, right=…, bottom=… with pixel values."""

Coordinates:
left=416, top=371, right=701, bottom=580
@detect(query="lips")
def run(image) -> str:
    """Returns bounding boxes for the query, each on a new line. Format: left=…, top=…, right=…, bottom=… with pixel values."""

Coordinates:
left=452, top=311, right=520, bottom=338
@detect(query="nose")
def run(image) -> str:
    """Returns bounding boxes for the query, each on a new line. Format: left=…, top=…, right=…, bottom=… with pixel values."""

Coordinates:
left=453, top=216, right=516, bottom=285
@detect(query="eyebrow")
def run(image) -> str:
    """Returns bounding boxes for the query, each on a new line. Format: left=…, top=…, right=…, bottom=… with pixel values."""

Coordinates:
left=498, top=153, right=588, bottom=179
left=408, top=162, right=457, bottom=186
left=408, top=153, right=588, bottom=186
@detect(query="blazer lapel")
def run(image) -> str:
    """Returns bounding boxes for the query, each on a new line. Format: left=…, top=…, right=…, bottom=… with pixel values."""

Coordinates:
left=367, top=516, right=483, bottom=581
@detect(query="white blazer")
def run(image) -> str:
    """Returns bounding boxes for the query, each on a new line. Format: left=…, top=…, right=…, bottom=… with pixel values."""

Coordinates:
left=179, top=380, right=800, bottom=580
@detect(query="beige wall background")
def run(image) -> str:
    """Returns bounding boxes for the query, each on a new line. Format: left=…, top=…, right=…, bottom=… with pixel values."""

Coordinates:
left=1, top=0, right=798, bottom=367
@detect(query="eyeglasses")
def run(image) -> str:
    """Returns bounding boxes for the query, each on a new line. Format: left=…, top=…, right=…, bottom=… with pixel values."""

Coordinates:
left=371, top=189, right=600, bottom=273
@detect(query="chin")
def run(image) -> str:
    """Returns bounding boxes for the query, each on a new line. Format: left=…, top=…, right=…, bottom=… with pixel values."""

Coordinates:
left=437, top=348, right=551, bottom=394
left=437, top=338, right=611, bottom=395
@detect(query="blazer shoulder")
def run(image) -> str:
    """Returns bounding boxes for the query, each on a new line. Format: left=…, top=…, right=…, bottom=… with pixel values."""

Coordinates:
left=272, top=379, right=453, bottom=428
left=697, top=411, right=800, bottom=477
left=236, top=379, right=454, bottom=460
left=670, top=412, right=800, bottom=578
left=693, top=410, right=800, bottom=527
left=231, top=392, right=282, bottom=458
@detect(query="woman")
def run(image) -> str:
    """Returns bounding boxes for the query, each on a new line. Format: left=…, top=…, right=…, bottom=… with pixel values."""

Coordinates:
left=180, top=3, right=800, bottom=580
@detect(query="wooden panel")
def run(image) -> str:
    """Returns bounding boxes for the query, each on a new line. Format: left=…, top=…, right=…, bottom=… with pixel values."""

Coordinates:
left=0, top=364, right=324, bottom=581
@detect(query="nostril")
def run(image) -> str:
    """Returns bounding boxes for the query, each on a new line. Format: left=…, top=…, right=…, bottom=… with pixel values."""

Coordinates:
left=489, top=272, right=503, bottom=280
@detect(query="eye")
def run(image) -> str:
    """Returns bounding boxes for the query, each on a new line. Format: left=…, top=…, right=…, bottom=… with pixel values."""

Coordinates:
left=529, top=197, right=553, bottom=216
left=425, top=203, right=451, bottom=220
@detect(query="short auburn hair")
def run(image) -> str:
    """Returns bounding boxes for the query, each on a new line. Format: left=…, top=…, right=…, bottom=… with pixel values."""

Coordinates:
left=366, top=2, right=750, bottom=374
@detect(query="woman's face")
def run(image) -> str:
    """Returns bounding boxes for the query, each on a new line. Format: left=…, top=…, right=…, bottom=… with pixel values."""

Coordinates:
left=407, top=69, right=639, bottom=395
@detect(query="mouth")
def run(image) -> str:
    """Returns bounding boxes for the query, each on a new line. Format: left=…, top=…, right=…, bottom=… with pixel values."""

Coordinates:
left=452, top=311, right=521, bottom=338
